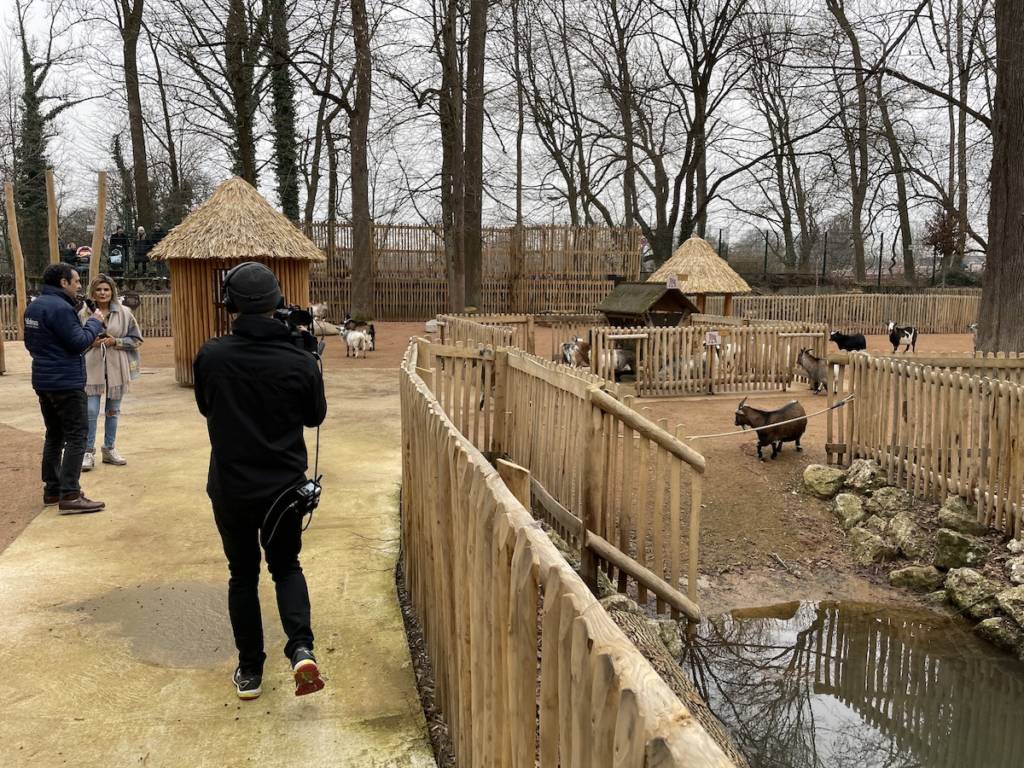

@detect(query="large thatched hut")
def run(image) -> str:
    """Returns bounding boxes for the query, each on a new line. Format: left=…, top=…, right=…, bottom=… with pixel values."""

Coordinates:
left=647, top=234, right=751, bottom=315
left=150, top=176, right=326, bottom=385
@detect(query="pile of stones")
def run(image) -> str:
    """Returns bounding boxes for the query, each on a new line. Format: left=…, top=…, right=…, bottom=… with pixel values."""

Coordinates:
left=803, top=459, right=1024, bottom=660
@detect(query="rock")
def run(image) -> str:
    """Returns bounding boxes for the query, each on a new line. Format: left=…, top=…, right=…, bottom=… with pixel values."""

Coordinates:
left=844, top=459, right=885, bottom=494
left=864, top=486, right=912, bottom=518
left=863, top=515, right=888, bottom=535
left=974, top=618, right=1024, bottom=654
left=924, top=590, right=949, bottom=608
left=1008, top=539, right=1024, bottom=555
left=890, top=513, right=930, bottom=560
left=945, top=568, right=1000, bottom=620
left=889, top=565, right=944, bottom=592
left=596, top=570, right=617, bottom=599
left=995, top=586, right=1024, bottom=627
left=599, top=593, right=644, bottom=615
left=832, top=494, right=866, bottom=530
left=934, top=528, right=991, bottom=570
left=654, top=618, right=684, bottom=658
left=937, top=495, right=989, bottom=536
left=848, top=527, right=899, bottom=567
left=803, top=465, right=847, bottom=499
left=1007, top=556, right=1024, bottom=586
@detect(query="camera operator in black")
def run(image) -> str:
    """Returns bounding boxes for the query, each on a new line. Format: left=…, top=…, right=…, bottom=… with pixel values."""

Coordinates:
left=193, top=262, right=327, bottom=700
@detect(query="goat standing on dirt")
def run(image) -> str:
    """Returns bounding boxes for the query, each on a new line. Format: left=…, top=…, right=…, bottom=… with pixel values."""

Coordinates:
left=342, top=328, right=371, bottom=358
left=829, top=330, right=866, bottom=352
left=734, top=397, right=807, bottom=461
left=796, top=348, right=829, bottom=393
left=887, top=322, right=918, bottom=353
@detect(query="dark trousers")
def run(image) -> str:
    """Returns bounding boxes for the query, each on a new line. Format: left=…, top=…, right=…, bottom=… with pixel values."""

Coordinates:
left=37, top=389, right=88, bottom=497
left=212, top=495, right=314, bottom=673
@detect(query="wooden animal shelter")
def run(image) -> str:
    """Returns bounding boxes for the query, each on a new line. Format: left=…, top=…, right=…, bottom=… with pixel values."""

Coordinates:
left=595, top=282, right=699, bottom=327
left=648, top=234, right=751, bottom=315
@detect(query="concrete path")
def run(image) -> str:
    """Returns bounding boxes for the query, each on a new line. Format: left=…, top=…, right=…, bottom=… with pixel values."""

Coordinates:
left=0, top=347, right=435, bottom=768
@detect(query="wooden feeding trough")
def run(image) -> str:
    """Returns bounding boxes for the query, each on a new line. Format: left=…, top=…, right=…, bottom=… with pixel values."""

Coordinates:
left=595, top=282, right=699, bottom=328
left=149, top=176, right=326, bottom=385
left=647, top=234, right=751, bottom=315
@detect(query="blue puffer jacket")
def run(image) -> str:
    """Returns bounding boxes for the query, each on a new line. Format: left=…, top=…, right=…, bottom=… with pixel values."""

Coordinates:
left=24, top=285, right=104, bottom=391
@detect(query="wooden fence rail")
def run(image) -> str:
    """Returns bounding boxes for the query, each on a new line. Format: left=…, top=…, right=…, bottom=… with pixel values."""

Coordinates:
left=719, top=293, right=979, bottom=335
left=590, top=322, right=829, bottom=397
left=827, top=352, right=1024, bottom=538
left=400, top=339, right=736, bottom=767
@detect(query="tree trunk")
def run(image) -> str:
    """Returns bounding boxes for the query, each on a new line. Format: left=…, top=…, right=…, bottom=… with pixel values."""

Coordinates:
left=875, top=77, right=915, bottom=284
left=977, top=0, right=1024, bottom=352
left=462, top=0, right=487, bottom=308
left=226, top=0, right=258, bottom=184
left=828, top=0, right=869, bottom=281
left=348, top=0, right=374, bottom=319
left=438, top=0, right=465, bottom=312
left=148, top=29, right=183, bottom=224
left=268, top=0, right=300, bottom=219
left=120, top=0, right=153, bottom=232
left=955, top=0, right=969, bottom=273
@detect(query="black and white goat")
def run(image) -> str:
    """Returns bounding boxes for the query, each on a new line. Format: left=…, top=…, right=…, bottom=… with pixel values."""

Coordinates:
left=887, top=321, right=918, bottom=353
left=343, top=313, right=376, bottom=351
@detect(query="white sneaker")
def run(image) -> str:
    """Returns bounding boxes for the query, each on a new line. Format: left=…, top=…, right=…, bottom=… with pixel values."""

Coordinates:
left=82, top=450, right=95, bottom=471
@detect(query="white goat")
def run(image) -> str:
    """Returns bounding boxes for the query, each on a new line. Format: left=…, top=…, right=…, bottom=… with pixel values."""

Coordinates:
left=342, top=328, right=372, bottom=358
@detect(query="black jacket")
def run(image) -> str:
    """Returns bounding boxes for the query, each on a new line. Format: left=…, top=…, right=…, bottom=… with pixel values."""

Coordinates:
left=193, top=314, right=327, bottom=505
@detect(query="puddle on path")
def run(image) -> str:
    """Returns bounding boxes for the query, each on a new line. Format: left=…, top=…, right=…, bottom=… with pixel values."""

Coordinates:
left=683, top=601, right=1024, bottom=768
left=68, top=582, right=235, bottom=668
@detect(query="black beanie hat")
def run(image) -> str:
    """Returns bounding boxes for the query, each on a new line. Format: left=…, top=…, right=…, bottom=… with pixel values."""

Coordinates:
left=225, top=262, right=283, bottom=314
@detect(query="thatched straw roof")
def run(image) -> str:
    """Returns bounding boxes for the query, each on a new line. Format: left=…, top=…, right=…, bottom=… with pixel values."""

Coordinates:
left=647, top=234, right=750, bottom=295
left=149, top=177, right=325, bottom=262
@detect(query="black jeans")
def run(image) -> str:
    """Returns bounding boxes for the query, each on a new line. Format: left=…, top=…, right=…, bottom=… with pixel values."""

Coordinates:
left=37, top=389, right=88, bottom=497
left=212, top=494, right=314, bottom=673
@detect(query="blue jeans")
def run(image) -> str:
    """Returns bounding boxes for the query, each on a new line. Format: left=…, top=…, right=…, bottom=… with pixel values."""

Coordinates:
left=87, top=395, right=121, bottom=450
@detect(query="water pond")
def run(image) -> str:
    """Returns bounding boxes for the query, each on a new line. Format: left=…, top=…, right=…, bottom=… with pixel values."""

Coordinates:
left=683, top=601, right=1024, bottom=768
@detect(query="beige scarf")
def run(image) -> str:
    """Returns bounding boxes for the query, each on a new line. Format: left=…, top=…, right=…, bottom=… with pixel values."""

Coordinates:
left=81, top=302, right=143, bottom=400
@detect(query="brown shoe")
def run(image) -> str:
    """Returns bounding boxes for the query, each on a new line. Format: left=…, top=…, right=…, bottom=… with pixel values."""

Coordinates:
left=43, top=494, right=60, bottom=507
left=58, top=493, right=106, bottom=515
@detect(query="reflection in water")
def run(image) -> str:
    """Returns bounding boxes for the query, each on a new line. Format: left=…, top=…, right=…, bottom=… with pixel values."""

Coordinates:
left=683, top=602, right=1024, bottom=768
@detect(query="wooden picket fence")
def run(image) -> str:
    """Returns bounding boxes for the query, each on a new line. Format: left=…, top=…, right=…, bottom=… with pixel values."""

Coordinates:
left=438, top=313, right=536, bottom=353
left=1, top=293, right=173, bottom=340
left=827, top=352, right=1024, bottom=538
left=418, top=337, right=704, bottom=616
left=590, top=322, right=829, bottom=397
left=717, top=293, right=979, bottom=334
left=400, top=339, right=735, bottom=767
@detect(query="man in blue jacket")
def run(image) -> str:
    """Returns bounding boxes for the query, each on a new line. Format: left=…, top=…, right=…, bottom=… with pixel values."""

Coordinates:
left=24, top=263, right=107, bottom=514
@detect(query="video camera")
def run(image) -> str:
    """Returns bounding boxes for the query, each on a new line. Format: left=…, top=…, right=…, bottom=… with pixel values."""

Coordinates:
left=273, top=304, right=324, bottom=356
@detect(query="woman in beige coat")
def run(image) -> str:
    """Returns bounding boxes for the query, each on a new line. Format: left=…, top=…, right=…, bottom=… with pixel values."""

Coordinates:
left=80, top=275, right=143, bottom=470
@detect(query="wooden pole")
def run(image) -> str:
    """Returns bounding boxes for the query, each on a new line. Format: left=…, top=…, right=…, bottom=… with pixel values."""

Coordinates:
left=46, top=169, right=59, bottom=265
left=89, top=172, right=108, bottom=284
left=723, top=294, right=733, bottom=316
left=4, top=183, right=28, bottom=338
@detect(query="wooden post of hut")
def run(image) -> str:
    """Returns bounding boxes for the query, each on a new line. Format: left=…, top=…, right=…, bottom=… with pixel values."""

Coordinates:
left=648, top=234, right=750, bottom=316
left=148, top=177, right=326, bottom=386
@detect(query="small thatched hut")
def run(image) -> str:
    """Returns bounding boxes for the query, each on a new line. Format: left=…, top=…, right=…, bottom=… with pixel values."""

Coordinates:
left=150, top=176, right=326, bottom=385
left=647, top=234, right=751, bottom=315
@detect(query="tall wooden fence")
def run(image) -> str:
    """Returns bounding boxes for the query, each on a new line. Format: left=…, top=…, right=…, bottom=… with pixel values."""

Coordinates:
left=1, top=292, right=173, bottom=340
left=590, top=322, right=829, bottom=397
left=400, top=340, right=735, bottom=767
left=715, top=293, right=979, bottom=334
left=307, top=222, right=641, bottom=319
left=827, top=352, right=1024, bottom=538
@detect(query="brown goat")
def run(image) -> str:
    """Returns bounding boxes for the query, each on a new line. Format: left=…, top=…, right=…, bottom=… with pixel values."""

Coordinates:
left=734, top=397, right=807, bottom=460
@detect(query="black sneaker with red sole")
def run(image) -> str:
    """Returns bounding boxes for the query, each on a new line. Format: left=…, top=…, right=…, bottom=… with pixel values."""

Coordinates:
left=291, top=648, right=325, bottom=696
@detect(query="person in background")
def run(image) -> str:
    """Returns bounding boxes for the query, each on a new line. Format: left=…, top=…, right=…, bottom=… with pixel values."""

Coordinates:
left=23, top=263, right=106, bottom=514
left=134, top=226, right=149, bottom=276
left=79, top=275, right=144, bottom=470
left=62, top=241, right=79, bottom=265
left=109, top=225, right=130, bottom=277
